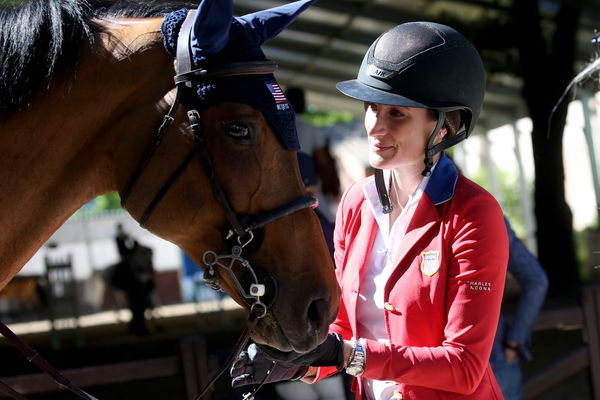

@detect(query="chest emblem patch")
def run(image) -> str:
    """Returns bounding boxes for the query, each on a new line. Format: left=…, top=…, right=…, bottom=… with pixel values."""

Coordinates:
left=420, top=251, right=440, bottom=277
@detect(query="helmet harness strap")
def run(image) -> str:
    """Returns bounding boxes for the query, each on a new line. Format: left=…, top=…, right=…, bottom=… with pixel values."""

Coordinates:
left=374, top=110, right=469, bottom=213
left=422, top=111, right=446, bottom=176
left=374, top=168, right=393, bottom=214
left=422, top=110, right=467, bottom=176
left=427, top=129, right=467, bottom=167
left=374, top=111, right=446, bottom=214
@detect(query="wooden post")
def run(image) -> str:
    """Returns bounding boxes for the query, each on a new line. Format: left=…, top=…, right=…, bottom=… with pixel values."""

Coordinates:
left=180, top=336, right=211, bottom=400
left=582, top=286, right=600, bottom=399
left=0, top=357, right=180, bottom=397
left=523, top=346, right=590, bottom=399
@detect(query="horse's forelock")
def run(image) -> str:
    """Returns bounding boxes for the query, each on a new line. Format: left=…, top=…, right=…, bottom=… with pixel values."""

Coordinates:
left=0, top=0, right=192, bottom=111
left=90, top=0, right=196, bottom=19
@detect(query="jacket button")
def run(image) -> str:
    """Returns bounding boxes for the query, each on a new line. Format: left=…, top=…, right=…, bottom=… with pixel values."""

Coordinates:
left=392, top=391, right=403, bottom=399
left=384, top=302, right=394, bottom=311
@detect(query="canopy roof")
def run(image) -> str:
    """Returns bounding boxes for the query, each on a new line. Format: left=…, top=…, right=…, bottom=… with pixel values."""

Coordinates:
left=234, top=0, right=600, bottom=130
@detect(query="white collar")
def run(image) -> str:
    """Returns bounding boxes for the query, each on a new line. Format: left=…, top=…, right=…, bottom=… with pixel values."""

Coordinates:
left=362, top=163, right=436, bottom=238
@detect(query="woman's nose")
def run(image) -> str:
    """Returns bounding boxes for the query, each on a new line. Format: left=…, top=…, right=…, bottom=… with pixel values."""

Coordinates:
left=368, top=114, right=388, bottom=137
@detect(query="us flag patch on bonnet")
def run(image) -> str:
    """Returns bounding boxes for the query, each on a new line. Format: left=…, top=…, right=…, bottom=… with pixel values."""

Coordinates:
left=266, top=82, right=290, bottom=110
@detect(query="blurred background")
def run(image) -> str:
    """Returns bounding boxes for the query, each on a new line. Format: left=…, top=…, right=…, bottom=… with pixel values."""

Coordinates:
left=1, top=0, right=600, bottom=399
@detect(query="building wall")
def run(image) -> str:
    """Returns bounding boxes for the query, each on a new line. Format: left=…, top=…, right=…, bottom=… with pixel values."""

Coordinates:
left=12, top=211, right=185, bottom=316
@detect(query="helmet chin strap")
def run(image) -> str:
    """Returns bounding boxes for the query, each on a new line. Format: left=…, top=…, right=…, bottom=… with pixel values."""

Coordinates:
left=374, top=168, right=393, bottom=214
left=422, top=111, right=468, bottom=176
left=374, top=111, right=445, bottom=213
left=375, top=110, right=468, bottom=213
left=422, top=111, right=446, bottom=176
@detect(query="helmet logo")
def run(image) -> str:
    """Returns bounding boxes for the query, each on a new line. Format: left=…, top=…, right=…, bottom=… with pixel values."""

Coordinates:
left=367, top=65, right=393, bottom=79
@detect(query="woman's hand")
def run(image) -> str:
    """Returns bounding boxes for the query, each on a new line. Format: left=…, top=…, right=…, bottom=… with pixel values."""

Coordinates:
left=230, top=344, right=308, bottom=388
left=504, top=340, right=520, bottom=363
left=258, top=333, right=346, bottom=370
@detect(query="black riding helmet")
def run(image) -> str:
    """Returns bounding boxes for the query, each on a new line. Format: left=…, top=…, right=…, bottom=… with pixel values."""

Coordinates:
left=337, top=21, right=485, bottom=180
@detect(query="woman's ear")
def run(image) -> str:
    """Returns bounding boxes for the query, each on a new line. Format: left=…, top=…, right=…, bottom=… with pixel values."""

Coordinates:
left=439, top=127, right=447, bottom=138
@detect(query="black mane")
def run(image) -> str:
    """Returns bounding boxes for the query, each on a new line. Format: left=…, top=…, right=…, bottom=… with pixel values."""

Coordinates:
left=0, top=0, right=192, bottom=111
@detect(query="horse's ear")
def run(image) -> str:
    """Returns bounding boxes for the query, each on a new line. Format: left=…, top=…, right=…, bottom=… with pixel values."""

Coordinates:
left=237, top=0, right=317, bottom=45
left=191, top=0, right=233, bottom=56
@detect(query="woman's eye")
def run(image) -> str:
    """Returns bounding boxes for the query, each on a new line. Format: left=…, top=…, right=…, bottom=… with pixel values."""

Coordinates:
left=223, top=123, right=251, bottom=140
left=390, top=108, right=405, bottom=117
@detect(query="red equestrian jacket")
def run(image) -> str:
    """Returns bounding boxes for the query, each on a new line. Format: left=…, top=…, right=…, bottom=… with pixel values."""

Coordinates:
left=315, top=154, right=508, bottom=399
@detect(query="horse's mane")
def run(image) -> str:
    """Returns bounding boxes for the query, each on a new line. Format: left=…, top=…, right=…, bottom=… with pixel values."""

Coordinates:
left=0, top=0, right=192, bottom=111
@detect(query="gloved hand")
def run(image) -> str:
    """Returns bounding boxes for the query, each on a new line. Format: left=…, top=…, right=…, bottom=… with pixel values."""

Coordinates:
left=230, top=343, right=308, bottom=388
left=258, top=332, right=345, bottom=370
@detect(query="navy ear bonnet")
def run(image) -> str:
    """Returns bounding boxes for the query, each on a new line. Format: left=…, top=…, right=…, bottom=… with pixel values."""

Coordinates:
left=161, top=1, right=317, bottom=151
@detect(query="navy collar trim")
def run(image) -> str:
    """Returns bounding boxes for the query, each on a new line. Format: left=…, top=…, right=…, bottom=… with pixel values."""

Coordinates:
left=424, top=152, right=458, bottom=205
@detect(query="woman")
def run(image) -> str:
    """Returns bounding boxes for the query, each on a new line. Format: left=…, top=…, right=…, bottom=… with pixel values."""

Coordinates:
left=232, top=21, right=508, bottom=400
left=490, top=218, right=548, bottom=400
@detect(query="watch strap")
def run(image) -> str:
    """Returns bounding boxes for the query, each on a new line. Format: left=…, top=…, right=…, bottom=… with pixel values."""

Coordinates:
left=345, top=338, right=366, bottom=377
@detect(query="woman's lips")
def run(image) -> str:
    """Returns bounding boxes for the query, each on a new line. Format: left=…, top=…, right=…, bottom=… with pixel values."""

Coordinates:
left=371, top=143, right=394, bottom=152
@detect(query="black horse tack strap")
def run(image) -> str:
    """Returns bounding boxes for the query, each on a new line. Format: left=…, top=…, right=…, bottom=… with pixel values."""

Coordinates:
left=0, top=310, right=260, bottom=400
left=0, top=321, right=98, bottom=400
left=121, top=10, right=292, bottom=231
left=0, top=8, right=316, bottom=400
left=0, top=378, right=28, bottom=400
left=192, top=307, right=262, bottom=400
left=119, top=9, right=317, bottom=400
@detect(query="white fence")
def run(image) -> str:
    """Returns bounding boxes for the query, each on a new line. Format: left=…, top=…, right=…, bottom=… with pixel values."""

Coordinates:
left=20, top=210, right=183, bottom=280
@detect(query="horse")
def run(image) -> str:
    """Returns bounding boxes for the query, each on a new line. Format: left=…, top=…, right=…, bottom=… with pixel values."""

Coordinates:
left=0, top=0, right=340, bottom=355
left=0, top=276, right=43, bottom=320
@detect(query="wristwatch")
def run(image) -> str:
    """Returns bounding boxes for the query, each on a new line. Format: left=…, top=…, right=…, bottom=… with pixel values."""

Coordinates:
left=345, top=338, right=366, bottom=376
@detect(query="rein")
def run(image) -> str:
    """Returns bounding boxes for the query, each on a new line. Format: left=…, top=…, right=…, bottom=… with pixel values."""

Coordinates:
left=0, top=322, right=98, bottom=400
left=120, top=9, right=316, bottom=400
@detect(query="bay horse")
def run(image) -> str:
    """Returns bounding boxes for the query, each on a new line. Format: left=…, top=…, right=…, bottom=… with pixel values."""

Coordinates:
left=0, top=0, right=339, bottom=355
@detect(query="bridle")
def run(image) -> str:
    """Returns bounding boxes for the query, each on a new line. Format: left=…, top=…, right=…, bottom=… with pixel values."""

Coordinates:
left=120, top=9, right=316, bottom=315
left=0, top=9, right=316, bottom=400
left=119, top=9, right=317, bottom=400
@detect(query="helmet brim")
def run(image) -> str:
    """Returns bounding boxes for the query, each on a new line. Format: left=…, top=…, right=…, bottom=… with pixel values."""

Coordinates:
left=336, top=79, right=429, bottom=109
left=336, top=79, right=470, bottom=115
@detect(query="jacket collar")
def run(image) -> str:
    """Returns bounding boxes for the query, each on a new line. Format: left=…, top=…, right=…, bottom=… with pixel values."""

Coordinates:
left=424, top=152, right=458, bottom=205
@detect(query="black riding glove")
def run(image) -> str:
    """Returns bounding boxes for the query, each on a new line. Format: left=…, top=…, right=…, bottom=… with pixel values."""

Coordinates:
left=258, top=332, right=345, bottom=370
left=230, top=343, right=308, bottom=388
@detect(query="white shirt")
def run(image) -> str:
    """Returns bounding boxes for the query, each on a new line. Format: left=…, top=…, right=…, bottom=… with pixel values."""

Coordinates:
left=357, top=169, right=432, bottom=400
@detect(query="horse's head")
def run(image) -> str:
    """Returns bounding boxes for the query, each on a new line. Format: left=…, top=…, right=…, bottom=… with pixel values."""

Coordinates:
left=119, top=0, right=340, bottom=353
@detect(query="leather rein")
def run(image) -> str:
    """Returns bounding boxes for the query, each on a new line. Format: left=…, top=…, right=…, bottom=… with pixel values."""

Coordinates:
left=0, top=10, right=315, bottom=400
left=124, top=9, right=316, bottom=400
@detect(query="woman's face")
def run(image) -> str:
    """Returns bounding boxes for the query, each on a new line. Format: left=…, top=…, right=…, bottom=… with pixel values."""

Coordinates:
left=364, top=103, right=442, bottom=170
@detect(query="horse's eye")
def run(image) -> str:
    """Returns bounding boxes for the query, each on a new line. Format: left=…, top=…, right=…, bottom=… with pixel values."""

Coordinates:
left=223, top=123, right=251, bottom=140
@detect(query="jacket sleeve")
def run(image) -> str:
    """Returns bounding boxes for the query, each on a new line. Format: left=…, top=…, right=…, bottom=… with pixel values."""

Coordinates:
left=504, top=217, right=548, bottom=359
left=362, top=192, right=509, bottom=394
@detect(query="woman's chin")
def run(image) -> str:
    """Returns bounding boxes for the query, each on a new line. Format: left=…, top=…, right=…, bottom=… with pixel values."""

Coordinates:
left=369, top=157, right=391, bottom=170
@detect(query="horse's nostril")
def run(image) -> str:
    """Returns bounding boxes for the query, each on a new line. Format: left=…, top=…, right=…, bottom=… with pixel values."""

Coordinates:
left=307, top=298, right=328, bottom=331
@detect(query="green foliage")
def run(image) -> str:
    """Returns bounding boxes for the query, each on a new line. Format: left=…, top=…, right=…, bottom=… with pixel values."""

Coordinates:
left=497, top=170, right=524, bottom=233
left=95, top=192, right=122, bottom=211
left=75, top=193, right=122, bottom=217
left=576, top=225, right=600, bottom=284
left=303, top=110, right=355, bottom=127
left=470, top=166, right=528, bottom=238
left=0, top=1, right=26, bottom=7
